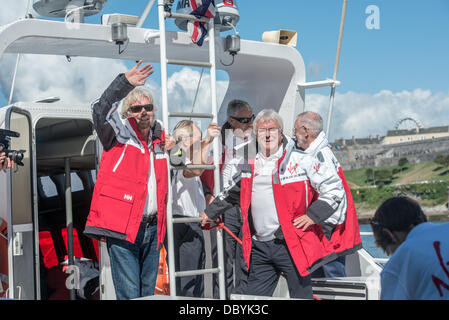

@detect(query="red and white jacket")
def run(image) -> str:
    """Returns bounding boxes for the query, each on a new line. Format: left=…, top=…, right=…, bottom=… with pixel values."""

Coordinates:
left=294, top=131, right=362, bottom=256
left=204, top=136, right=361, bottom=276
left=84, top=74, right=169, bottom=247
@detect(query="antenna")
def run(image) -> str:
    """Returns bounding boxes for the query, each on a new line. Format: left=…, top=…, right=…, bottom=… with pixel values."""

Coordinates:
left=32, top=0, right=107, bottom=23
left=325, top=0, right=348, bottom=141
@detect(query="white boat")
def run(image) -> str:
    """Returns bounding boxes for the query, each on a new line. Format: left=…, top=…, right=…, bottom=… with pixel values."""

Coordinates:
left=0, top=0, right=385, bottom=300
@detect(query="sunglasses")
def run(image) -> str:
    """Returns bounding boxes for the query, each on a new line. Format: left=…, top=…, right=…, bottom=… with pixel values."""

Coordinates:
left=369, top=217, right=389, bottom=229
left=230, top=115, right=255, bottom=124
left=129, top=104, right=154, bottom=113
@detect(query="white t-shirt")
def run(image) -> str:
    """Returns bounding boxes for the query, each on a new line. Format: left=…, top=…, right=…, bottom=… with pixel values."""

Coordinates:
left=380, top=222, right=449, bottom=300
left=250, top=145, right=283, bottom=241
left=171, top=160, right=206, bottom=218
left=143, top=135, right=158, bottom=218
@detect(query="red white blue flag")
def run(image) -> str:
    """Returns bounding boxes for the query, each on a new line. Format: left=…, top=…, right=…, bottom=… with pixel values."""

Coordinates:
left=186, top=0, right=215, bottom=46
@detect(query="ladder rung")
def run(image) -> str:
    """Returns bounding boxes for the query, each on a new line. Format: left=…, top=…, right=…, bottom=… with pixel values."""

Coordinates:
left=164, top=12, right=210, bottom=23
left=167, top=59, right=212, bottom=68
left=169, top=112, right=214, bottom=119
left=171, top=164, right=215, bottom=171
left=172, top=217, right=203, bottom=224
left=175, top=268, right=220, bottom=278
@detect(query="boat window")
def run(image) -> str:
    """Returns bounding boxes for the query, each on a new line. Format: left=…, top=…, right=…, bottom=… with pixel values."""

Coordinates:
left=39, top=176, right=58, bottom=198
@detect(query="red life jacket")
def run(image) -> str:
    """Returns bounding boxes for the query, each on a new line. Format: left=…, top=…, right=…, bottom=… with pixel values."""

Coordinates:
left=85, top=119, right=168, bottom=247
left=239, top=147, right=361, bottom=277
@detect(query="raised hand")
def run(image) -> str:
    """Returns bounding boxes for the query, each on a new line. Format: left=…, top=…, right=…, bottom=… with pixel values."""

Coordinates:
left=204, top=122, right=221, bottom=143
left=125, top=60, right=154, bottom=86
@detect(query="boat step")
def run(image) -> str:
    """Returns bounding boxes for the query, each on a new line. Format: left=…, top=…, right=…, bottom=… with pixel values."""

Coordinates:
left=167, top=59, right=212, bottom=68
left=171, top=164, right=215, bottom=171
left=168, top=112, right=214, bottom=119
left=175, top=267, right=220, bottom=278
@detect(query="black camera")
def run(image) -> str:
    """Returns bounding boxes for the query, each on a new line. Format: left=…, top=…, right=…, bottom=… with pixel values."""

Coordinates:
left=0, top=129, right=26, bottom=167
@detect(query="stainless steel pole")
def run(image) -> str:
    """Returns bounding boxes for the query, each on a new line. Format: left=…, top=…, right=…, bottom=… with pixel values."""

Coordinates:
left=64, top=158, right=76, bottom=300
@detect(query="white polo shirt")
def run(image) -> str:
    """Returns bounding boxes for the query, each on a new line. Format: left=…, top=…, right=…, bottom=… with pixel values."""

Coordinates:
left=250, top=145, right=284, bottom=241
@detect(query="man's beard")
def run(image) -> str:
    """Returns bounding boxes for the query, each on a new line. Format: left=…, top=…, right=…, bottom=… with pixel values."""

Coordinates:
left=295, top=136, right=307, bottom=150
left=137, top=117, right=153, bottom=130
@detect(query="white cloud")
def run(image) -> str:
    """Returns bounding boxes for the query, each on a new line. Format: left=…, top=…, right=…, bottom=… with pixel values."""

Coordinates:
left=0, top=1, right=128, bottom=105
left=306, top=89, right=449, bottom=141
left=144, top=67, right=229, bottom=133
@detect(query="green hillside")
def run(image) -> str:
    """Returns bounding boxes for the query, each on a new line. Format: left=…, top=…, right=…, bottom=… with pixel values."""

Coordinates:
left=345, top=160, right=449, bottom=188
left=345, top=159, right=449, bottom=211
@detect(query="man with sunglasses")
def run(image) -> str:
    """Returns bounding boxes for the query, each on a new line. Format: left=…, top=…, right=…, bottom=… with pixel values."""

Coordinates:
left=291, top=111, right=361, bottom=279
left=84, top=61, right=174, bottom=299
left=205, top=99, right=255, bottom=298
left=371, top=197, right=449, bottom=300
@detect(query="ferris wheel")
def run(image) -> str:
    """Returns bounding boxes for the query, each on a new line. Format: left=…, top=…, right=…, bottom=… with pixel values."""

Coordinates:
left=394, top=117, right=422, bottom=130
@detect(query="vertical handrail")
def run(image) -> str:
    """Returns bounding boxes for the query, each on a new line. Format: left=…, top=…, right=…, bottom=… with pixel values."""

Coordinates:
left=208, top=20, right=226, bottom=301
left=64, top=158, right=76, bottom=300
left=158, top=1, right=225, bottom=300
left=157, top=0, right=177, bottom=297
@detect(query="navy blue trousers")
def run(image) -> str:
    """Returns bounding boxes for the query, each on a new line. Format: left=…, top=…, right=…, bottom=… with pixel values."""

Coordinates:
left=244, top=239, right=313, bottom=299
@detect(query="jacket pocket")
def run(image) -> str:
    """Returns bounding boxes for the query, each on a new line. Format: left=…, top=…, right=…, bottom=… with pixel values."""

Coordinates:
left=294, top=225, right=327, bottom=267
left=97, top=185, right=135, bottom=234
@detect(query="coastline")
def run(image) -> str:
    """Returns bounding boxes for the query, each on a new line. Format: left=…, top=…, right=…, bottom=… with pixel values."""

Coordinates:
left=357, top=205, right=449, bottom=224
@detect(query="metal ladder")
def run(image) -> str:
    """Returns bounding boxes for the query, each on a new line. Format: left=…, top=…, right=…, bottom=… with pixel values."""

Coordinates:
left=157, top=0, right=226, bottom=300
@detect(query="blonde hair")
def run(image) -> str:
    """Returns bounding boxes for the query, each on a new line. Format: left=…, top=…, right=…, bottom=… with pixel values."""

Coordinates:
left=172, top=120, right=199, bottom=143
left=120, top=88, right=157, bottom=119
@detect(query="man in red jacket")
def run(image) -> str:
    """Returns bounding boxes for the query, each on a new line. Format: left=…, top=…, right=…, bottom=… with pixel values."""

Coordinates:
left=200, top=109, right=361, bottom=298
left=292, top=112, right=362, bottom=278
left=84, top=61, right=174, bottom=300
left=200, top=110, right=317, bottom=298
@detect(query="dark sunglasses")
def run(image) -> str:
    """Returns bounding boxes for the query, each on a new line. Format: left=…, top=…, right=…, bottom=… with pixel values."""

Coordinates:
left=129, top=104, right=154, bottom=113
left=369, top=217, right=388, bottom=229
left=230, top=114, right=255, bottom=124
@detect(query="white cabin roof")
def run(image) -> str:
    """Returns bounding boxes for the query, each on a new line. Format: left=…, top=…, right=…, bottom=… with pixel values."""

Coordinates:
left=0, top=18, right=306, bottom=132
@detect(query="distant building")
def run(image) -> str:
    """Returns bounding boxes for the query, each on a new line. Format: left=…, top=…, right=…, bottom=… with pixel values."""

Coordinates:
left=382, top=125, right=449, bottom=145
left=331, top=124, right=449, bottom=170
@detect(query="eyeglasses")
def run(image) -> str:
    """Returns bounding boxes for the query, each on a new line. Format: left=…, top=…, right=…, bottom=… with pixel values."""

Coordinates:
left=257, top=127, right=280, bottom=135
left=293, top=126, right=307, bottom=134
left=129, top=104, right=154, bottom=113
left=230, top=115, right=255, bottom=124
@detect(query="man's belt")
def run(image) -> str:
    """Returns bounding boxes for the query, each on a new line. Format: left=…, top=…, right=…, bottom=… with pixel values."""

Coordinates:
left=142, top=214, right=157, bottom=225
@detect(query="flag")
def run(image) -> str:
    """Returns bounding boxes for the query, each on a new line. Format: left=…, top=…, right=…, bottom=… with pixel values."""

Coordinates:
left=186, top=0, right=215, bottom=46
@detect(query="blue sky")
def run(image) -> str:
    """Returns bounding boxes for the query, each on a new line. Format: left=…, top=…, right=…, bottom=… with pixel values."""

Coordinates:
left=1, top=0, right=448, bottom=139
left=82, top=0, right=449, bottom=94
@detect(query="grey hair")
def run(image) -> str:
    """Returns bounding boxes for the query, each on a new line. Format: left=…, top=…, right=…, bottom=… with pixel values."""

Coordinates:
left=120, top=88, right=157, bottom=119
left=296, top=111, right=323, bottom=138
left=227, top=99, right=252, bottom=118
left=253, top=109, right=284, bottom=134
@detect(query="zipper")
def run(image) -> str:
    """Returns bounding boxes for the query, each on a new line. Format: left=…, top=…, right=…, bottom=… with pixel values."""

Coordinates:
left=112, top=144, right=128, bottom=172
left=305, top=180, right=309, bottom=208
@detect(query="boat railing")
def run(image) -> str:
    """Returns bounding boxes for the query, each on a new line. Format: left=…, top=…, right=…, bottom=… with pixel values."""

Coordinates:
left=359, top=231, right=389, bottom=264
